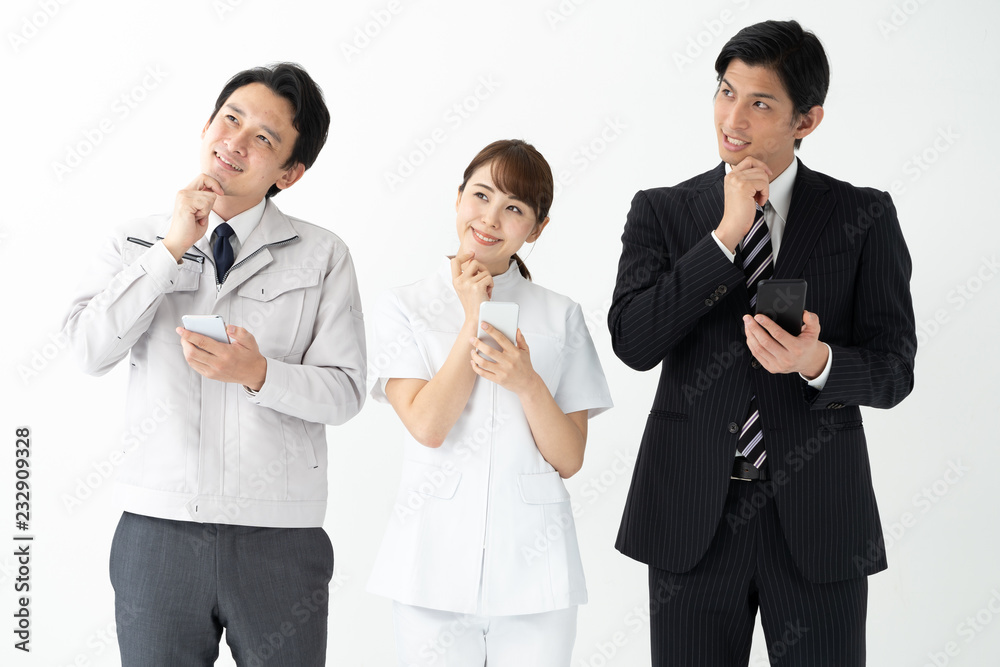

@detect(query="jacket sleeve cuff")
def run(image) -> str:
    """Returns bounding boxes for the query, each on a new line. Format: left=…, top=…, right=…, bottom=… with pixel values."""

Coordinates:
left=138, top=241, right=183, bottom=294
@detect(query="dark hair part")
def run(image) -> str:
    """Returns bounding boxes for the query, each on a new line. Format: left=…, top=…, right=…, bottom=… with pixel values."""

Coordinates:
left=209, top=63, right=331, bottom=198
left=457, top=139, right=553, bottom=281
left=715, top=20, right=829, bottom=149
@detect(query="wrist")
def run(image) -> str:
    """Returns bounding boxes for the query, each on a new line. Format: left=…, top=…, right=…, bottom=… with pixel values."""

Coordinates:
left=244, top=356, right=267, bottom=392
left=515, top=371, right=547, bottom=402
left=800, top=342, right=828, bottom=381
left=162, top=237, right=188, bottom=263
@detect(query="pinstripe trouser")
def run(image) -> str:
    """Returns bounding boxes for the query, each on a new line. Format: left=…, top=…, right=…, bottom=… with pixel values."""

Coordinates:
left=648, top=479, right=867, bottom=666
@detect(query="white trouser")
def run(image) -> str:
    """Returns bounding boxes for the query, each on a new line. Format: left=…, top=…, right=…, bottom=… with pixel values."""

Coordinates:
left=392, top=601, right=578, bottom=667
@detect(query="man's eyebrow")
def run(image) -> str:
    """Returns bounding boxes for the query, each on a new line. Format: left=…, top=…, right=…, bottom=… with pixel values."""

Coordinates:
left=721, top=77, right=780, bottom=102
left=223, top=103, right=283, bottom=143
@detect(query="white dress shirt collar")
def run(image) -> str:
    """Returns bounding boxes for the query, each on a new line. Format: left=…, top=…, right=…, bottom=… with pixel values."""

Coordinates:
left=207, top=198, right=267, bottom=258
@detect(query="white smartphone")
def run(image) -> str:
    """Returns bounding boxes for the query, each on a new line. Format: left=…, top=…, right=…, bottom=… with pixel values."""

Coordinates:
left=181, top=315, right=230, bottom=344
left=476, top=301, right=519, bottom=363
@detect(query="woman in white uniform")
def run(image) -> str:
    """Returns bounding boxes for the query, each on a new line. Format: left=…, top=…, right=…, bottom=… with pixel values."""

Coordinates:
left=367, top=139, right=613, bottom=666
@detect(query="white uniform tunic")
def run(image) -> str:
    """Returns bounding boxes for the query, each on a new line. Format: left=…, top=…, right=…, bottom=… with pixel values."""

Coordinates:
left=367, top=259, right=613, bottom=617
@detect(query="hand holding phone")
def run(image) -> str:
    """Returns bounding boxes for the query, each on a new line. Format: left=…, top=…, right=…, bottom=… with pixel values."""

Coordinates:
left=476, top=302, right=519, bottom=363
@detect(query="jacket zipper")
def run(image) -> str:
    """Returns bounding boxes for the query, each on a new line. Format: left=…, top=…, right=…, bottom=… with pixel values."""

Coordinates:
left=479, top=382, right=498, bottom=610
left=215, top=236, right=300, bottom=288
left=126, top=237, right=205, bottom=263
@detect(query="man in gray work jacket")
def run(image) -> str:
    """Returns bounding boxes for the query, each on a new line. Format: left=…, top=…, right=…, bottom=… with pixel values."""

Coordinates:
left=64, top=63, right=366, bottom=666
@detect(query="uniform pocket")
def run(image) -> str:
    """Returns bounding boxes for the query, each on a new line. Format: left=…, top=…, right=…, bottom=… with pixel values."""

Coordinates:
left=237, top=268, right=322, bottom=357
left=518, top=470, right=571, bottom=504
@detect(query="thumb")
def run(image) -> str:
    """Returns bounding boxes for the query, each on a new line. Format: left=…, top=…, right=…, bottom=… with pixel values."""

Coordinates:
left=516, top=329, right=528, bottom=349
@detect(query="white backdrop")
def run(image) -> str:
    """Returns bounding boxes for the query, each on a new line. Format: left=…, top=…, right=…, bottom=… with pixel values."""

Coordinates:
left=2, top=0, right=997, bottom=665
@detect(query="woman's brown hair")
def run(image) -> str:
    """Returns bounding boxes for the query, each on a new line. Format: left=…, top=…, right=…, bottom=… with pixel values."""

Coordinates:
left=458, top=139, right=553, bottom=281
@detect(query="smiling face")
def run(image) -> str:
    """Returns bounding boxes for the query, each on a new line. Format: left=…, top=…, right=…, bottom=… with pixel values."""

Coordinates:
left=200, top=82, right=305, bottom=219
left=713, top=59, right=822, bottom=178
left=455, top=162, right=549, bottom=276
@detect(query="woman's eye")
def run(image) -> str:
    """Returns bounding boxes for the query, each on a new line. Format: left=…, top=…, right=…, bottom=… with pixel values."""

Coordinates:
left=508, top=205, right=522, bottom=214
left=475, top=192, right=488, bottom=201
left=226, top=114, right=238, bottom=122
left=258, top=135, right=270, bottom=144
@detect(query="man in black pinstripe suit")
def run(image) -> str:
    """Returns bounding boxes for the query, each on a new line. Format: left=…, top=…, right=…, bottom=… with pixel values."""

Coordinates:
left=608, top=20, right=916, bottom=666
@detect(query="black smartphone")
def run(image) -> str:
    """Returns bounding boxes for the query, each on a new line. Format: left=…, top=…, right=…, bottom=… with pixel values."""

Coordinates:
left=755, top=279, right=807, bottom=336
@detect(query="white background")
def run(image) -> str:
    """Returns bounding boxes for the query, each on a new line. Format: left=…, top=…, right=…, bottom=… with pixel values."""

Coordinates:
left=2, top=0, right=997, bottom=665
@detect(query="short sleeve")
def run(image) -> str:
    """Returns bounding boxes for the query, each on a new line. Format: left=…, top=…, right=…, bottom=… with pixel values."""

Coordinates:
left=553, top=303, right=614, bottom=418
left=368, top=290, right=432, bottom=404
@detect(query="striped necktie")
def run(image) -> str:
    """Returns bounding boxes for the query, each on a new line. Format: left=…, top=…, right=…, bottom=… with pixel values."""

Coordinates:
left=738, top=204, right=772, bottom=469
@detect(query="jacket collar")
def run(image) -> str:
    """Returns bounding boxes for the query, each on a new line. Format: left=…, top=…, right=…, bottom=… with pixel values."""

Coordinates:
left=196, top=199, right=299, bottom=298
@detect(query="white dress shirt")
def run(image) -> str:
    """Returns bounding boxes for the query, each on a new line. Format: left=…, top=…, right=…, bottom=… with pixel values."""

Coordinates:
left=711, top=158, right=832, bottom=391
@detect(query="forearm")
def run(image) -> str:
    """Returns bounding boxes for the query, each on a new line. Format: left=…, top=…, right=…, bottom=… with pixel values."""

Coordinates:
left=64, top=238, right=179, bottom=375
left=398, top=320, right=480, bottom=447
left=610, top=232, right=744, bottom=370
left=518, top=376, right=586, bottom=478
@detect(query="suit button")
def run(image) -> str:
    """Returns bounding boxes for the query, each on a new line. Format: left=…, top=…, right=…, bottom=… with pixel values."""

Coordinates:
left=751, top=359, right=760, bottom=369
left=712, top=294, right=720, bottom=301
left=705, top=299, right=714, bottom=307
left=728, top=422, right=739, bottom=433
left=718, top=285, right=727, bottom=294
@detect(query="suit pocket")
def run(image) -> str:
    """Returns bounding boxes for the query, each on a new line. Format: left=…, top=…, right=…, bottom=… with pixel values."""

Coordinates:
left=649, top=409, right=688, bottom=421
left=518, top=471, right=571, bottom=504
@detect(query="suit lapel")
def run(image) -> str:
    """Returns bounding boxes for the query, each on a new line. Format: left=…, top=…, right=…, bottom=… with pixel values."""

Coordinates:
left=687, top=163, right=727, bottom=241
left=773, top=160, right=834, bottom=280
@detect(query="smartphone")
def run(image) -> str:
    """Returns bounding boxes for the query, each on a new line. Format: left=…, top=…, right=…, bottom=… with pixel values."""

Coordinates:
left=181, top=315, right=230, bottom=344
left=755, top=279, right=807, bottom=336
left=476, top=301, right=519, bottom=363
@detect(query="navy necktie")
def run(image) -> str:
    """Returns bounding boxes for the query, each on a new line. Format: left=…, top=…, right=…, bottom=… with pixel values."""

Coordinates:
left=738, top=204, right=773, bottom=469
left=212, top=223, right=235, bottom=284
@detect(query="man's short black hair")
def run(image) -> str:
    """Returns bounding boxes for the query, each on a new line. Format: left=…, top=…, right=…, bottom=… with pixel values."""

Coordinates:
left=715, top=20, right=829, bottom=149
left=209, top=63, right=331, bottom=197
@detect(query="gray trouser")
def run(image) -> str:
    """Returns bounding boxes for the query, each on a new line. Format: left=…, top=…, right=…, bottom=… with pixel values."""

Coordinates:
left=110, top=511, right=334, bottom=666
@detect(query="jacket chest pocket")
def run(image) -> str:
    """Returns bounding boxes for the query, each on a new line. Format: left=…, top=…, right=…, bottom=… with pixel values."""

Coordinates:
left=236, top=268, right=321, bottom=358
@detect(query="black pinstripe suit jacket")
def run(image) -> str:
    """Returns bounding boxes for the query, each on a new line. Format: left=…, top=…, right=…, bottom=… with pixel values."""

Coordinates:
left=609, top=160, right=916, bottom=584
